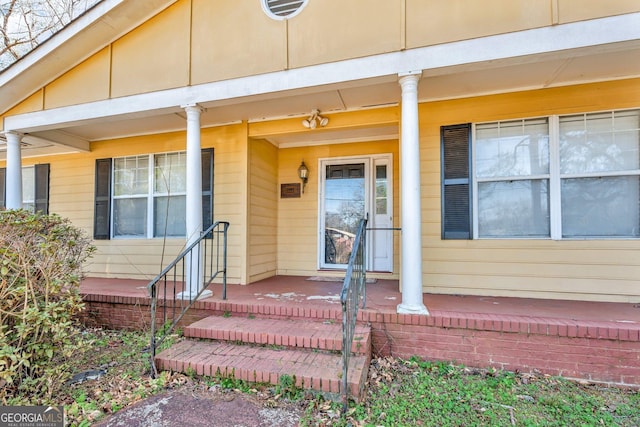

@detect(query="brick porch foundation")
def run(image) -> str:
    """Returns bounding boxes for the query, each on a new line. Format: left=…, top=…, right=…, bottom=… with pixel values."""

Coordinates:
left=79, top=288, right=640, bottom=388
left=364, top=311, right=640, bottom=386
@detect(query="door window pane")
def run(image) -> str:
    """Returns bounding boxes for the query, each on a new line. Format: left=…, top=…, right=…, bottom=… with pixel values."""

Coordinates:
left=478, top=179, right=549, bottom=237
left=324, top=163, right=365, bottom=264
left=375, top=165, right=387, bottom=215
left=561, top=176, right=640, bottom=237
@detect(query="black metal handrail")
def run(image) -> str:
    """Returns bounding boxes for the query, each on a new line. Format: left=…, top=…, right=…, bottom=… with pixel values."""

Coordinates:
left=340, top=216, right=368, bottom=412
left=148, top=221, right=229, bottom=377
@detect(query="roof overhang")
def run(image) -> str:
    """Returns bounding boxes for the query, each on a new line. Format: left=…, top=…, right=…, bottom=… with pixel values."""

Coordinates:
left=1, top=12, right=639, bottom=158
left=0, top=0, right=178, bottom=115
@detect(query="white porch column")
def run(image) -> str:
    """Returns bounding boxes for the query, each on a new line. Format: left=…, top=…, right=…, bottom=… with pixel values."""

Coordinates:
left=4, top=131, right=24, bottom=209
left=397, top=72, right=429, bottom=315
left=178, top=104, right=211, bottom=300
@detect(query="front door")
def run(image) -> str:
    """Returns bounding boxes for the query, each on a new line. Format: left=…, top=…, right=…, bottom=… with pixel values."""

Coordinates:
left=319, top=155, right=393, bottom=272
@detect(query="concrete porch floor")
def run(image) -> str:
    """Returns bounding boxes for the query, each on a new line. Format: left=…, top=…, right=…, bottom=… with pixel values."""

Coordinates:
left=80, top=275, right=640, bottom=325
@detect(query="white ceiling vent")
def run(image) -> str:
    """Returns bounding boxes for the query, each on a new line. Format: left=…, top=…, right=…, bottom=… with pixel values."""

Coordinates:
left=262, top=0, right=308, bottom=20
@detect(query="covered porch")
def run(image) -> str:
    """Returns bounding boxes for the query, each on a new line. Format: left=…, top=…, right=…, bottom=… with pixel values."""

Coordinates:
left=2, top=10, right=639, bottom=307
left=81, top=275, right=640, bottom=323
left=80, top=275, right=640, bottom=387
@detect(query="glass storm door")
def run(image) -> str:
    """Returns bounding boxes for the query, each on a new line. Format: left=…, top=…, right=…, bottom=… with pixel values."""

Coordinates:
left=320, top=156, right=393, bottom=272
left=321, top=162, right=366, bottom=268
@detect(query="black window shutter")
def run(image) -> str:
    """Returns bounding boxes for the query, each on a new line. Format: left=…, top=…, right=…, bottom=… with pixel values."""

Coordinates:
left=0, top=168, right=5, bottom=209
left=34, top=164, right=50, bottom=214
left=201, top=148, right=214, bottom=233
left=94, top=158, right=112, bottom=240
left=441, top=124, right=472, bottom=239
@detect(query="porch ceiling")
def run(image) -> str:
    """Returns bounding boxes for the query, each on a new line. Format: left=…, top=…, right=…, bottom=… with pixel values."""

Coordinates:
left=2, top=36, right=639, bottom=159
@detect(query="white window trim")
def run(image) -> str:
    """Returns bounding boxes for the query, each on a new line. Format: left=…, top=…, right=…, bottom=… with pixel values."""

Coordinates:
left=111, top=151, right=186, bottom=239
left=548, top=115, right=562, bottom=240
left=472, top=108, right=640, bottom=240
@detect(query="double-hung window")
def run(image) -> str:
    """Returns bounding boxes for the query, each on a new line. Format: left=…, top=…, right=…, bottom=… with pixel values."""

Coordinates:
left=442, top=108, right=640, bottom=239
left=0, top=164, right=50, bottom=213
left=559, top=111, right=640, bottom=238
left=112, top=153, right=186, bottom=238
left=475, top=118, right=550, bottom=238
left=94, top=149, right=213, bottom=239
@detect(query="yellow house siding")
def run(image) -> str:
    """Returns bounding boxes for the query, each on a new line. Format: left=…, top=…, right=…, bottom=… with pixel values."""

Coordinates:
left=203, top=124, right=248, bottom=285
left=406, top=0, right=552, bottom=49
left=190, top=0, right=287, bottom=85
left=248, top=139, right=278, bottom=282
left=277, top=140, right=400, bottom=277
left=287, top=0, right=402, bottom=68
left=558, top=0, right=640, bottom=23
left=47, top=154, right=94, bottom=231
left=44, top=48, right=111, bottom=109
left=90, top=239, right=187, bottom=280
left=22, top=124, right=249, bottom=284
left=421, top=78, right=640, bottom=302
left=1, top=90, right=44, bottom=128
left=110, top=0, right=191, bottom=98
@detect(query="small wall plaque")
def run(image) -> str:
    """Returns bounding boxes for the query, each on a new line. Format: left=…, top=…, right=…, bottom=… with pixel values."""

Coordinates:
left=281, top=183, right=301, bottom=198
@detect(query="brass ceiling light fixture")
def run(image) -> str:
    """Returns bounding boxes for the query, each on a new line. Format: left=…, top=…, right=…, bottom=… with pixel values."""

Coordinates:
left=302, top=109, right=328, bottom=129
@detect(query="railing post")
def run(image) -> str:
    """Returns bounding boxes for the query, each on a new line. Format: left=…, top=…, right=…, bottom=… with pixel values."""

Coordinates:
left=149, top=284, right=158, bottom=377
left=340, top=217, right=368, bottom=413
left=148, top=221, right=229, bottom=376
left=222, top=222, right=228, bottom=300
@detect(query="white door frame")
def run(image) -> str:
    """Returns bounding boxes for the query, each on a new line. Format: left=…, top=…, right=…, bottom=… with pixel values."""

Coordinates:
left=317, top=153, right=393, bottom=271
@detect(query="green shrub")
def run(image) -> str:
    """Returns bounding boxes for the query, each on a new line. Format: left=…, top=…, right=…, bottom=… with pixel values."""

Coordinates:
left=0, top=210, right=95, bottom=401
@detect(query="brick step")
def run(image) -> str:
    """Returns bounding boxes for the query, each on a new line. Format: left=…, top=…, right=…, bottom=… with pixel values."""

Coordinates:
left=184, top=315, right=371, bottom=355
left=155, top=339, right=370, bottom=398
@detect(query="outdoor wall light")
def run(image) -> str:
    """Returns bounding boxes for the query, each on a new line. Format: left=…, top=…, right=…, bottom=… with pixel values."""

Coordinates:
left=298, top=161, right=309, bottom=193
left=302, top=109, right=328, bottom=129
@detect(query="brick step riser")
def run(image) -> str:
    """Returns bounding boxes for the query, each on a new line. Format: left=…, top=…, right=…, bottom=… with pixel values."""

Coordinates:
left=183, top=315, right=372, bottom=356
left=183, top=306, right=345, bottom=325
left=184, top=327, right=370, bottom=355
left=157, top=357, right=361, bottom=396
left=155, top=340, right=370, bottom=399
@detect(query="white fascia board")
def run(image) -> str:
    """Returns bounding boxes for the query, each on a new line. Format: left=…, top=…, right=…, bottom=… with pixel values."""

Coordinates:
left=5, top=12, right=640, bottom=133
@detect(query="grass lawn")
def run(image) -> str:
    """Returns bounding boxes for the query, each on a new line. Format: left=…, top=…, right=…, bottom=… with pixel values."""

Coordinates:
left=2, top=328, right=638, bottom=426
left=313, top=357, right=640, bottom=426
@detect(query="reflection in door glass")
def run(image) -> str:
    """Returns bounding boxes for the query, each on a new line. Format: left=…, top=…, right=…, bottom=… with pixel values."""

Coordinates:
left=324, top=164, right=365, bottom=264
